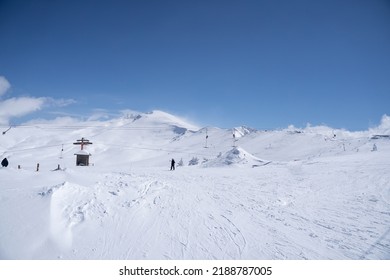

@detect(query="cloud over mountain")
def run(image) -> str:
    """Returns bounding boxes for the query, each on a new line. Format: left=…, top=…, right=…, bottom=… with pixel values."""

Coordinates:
left=0, top=76, right=76, bottom=125
left=0, top=97, right=46, bottom=125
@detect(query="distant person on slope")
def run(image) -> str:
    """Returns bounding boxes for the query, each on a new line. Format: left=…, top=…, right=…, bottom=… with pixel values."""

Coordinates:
left=1, top=157, right=9, bottom=167
left=170, top=158, right=175, bottom=171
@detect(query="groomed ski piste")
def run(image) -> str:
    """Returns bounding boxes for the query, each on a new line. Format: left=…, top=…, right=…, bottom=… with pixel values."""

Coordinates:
left=1, top=110, right=389, bottom=260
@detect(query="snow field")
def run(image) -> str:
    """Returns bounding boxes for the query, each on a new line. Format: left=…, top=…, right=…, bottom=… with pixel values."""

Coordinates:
left=1, top=153, right=389, bottom=259
left=1, top=111, right=389, bottom=259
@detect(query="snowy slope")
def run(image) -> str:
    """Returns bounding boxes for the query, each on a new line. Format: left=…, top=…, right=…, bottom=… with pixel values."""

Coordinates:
left=0, top=112, right=389, bottom=260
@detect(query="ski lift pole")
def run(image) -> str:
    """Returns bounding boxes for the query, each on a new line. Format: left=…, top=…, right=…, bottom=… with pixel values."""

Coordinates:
left=204, top=128, right=208, bottom=148
left=60, top=144, right=64, bottom=159
left=232, top=128, right=237, bottom=147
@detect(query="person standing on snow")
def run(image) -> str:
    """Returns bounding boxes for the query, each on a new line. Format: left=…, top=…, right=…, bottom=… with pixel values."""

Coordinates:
left=170, top=158, right=175, bottom=171
left=1, top=157, right=9, bottom=167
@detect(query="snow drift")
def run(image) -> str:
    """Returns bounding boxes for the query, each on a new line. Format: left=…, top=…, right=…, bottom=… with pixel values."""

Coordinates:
left=203, top=146, right=269, bottom=167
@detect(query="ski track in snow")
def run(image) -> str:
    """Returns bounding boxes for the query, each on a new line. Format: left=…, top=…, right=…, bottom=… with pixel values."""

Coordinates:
left=2, top=157, right=387, bottom=260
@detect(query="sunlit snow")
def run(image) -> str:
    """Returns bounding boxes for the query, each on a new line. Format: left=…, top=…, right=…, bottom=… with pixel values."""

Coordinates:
left=1, top=111, right=389, bottom=259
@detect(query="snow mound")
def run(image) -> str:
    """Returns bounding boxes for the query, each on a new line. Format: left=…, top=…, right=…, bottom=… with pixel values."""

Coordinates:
left=204, top=146, right=268, bottom=168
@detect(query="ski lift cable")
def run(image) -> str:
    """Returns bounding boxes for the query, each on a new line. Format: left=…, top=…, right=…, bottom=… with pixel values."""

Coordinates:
left=3, top=143, right=74, bottom=154
left=0, top=124, right=177, bottom=132
left=1, top=125, right=171, bottom=130
left=3, top=140, right=221, bottom=158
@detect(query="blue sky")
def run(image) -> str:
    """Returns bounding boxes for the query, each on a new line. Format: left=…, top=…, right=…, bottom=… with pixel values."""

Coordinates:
left=0, top=0, right=389, bottom=130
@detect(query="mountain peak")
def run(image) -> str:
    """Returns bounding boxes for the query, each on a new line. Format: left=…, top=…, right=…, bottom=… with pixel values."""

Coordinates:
left=139, top=110, right=199, bottom=131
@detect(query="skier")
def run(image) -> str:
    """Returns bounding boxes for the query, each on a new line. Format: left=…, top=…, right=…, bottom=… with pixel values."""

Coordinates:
left=1, top=157, right=9, bottom=167
left=170, top=158, right=175, bottom=171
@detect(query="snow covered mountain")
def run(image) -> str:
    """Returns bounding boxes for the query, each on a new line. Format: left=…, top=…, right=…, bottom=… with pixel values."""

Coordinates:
left=0, top=111, right=389, bottom=259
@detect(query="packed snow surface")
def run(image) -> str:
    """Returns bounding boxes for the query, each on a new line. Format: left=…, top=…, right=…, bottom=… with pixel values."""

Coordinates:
left=0, top=111, right=389, bottom=259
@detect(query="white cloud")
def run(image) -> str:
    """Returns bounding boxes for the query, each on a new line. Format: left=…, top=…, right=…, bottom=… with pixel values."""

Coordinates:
left=87, top=109, right=116, bottom=121
left=0, top=76, right=46, bottom=124
left=373, top=114, right=390, bottom=134
left=46, top=97, right=77, bottom=107
left=365, top=114, right=390, bottom=136
left=0, top=76, right=11, bottom=97
left=0, top=97, right=47, bottom=125
left=0, top=76, right=77, bottom=125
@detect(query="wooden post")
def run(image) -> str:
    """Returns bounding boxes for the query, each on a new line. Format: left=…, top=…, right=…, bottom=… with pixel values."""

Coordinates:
left=73, top=138, right=93, bottom=150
